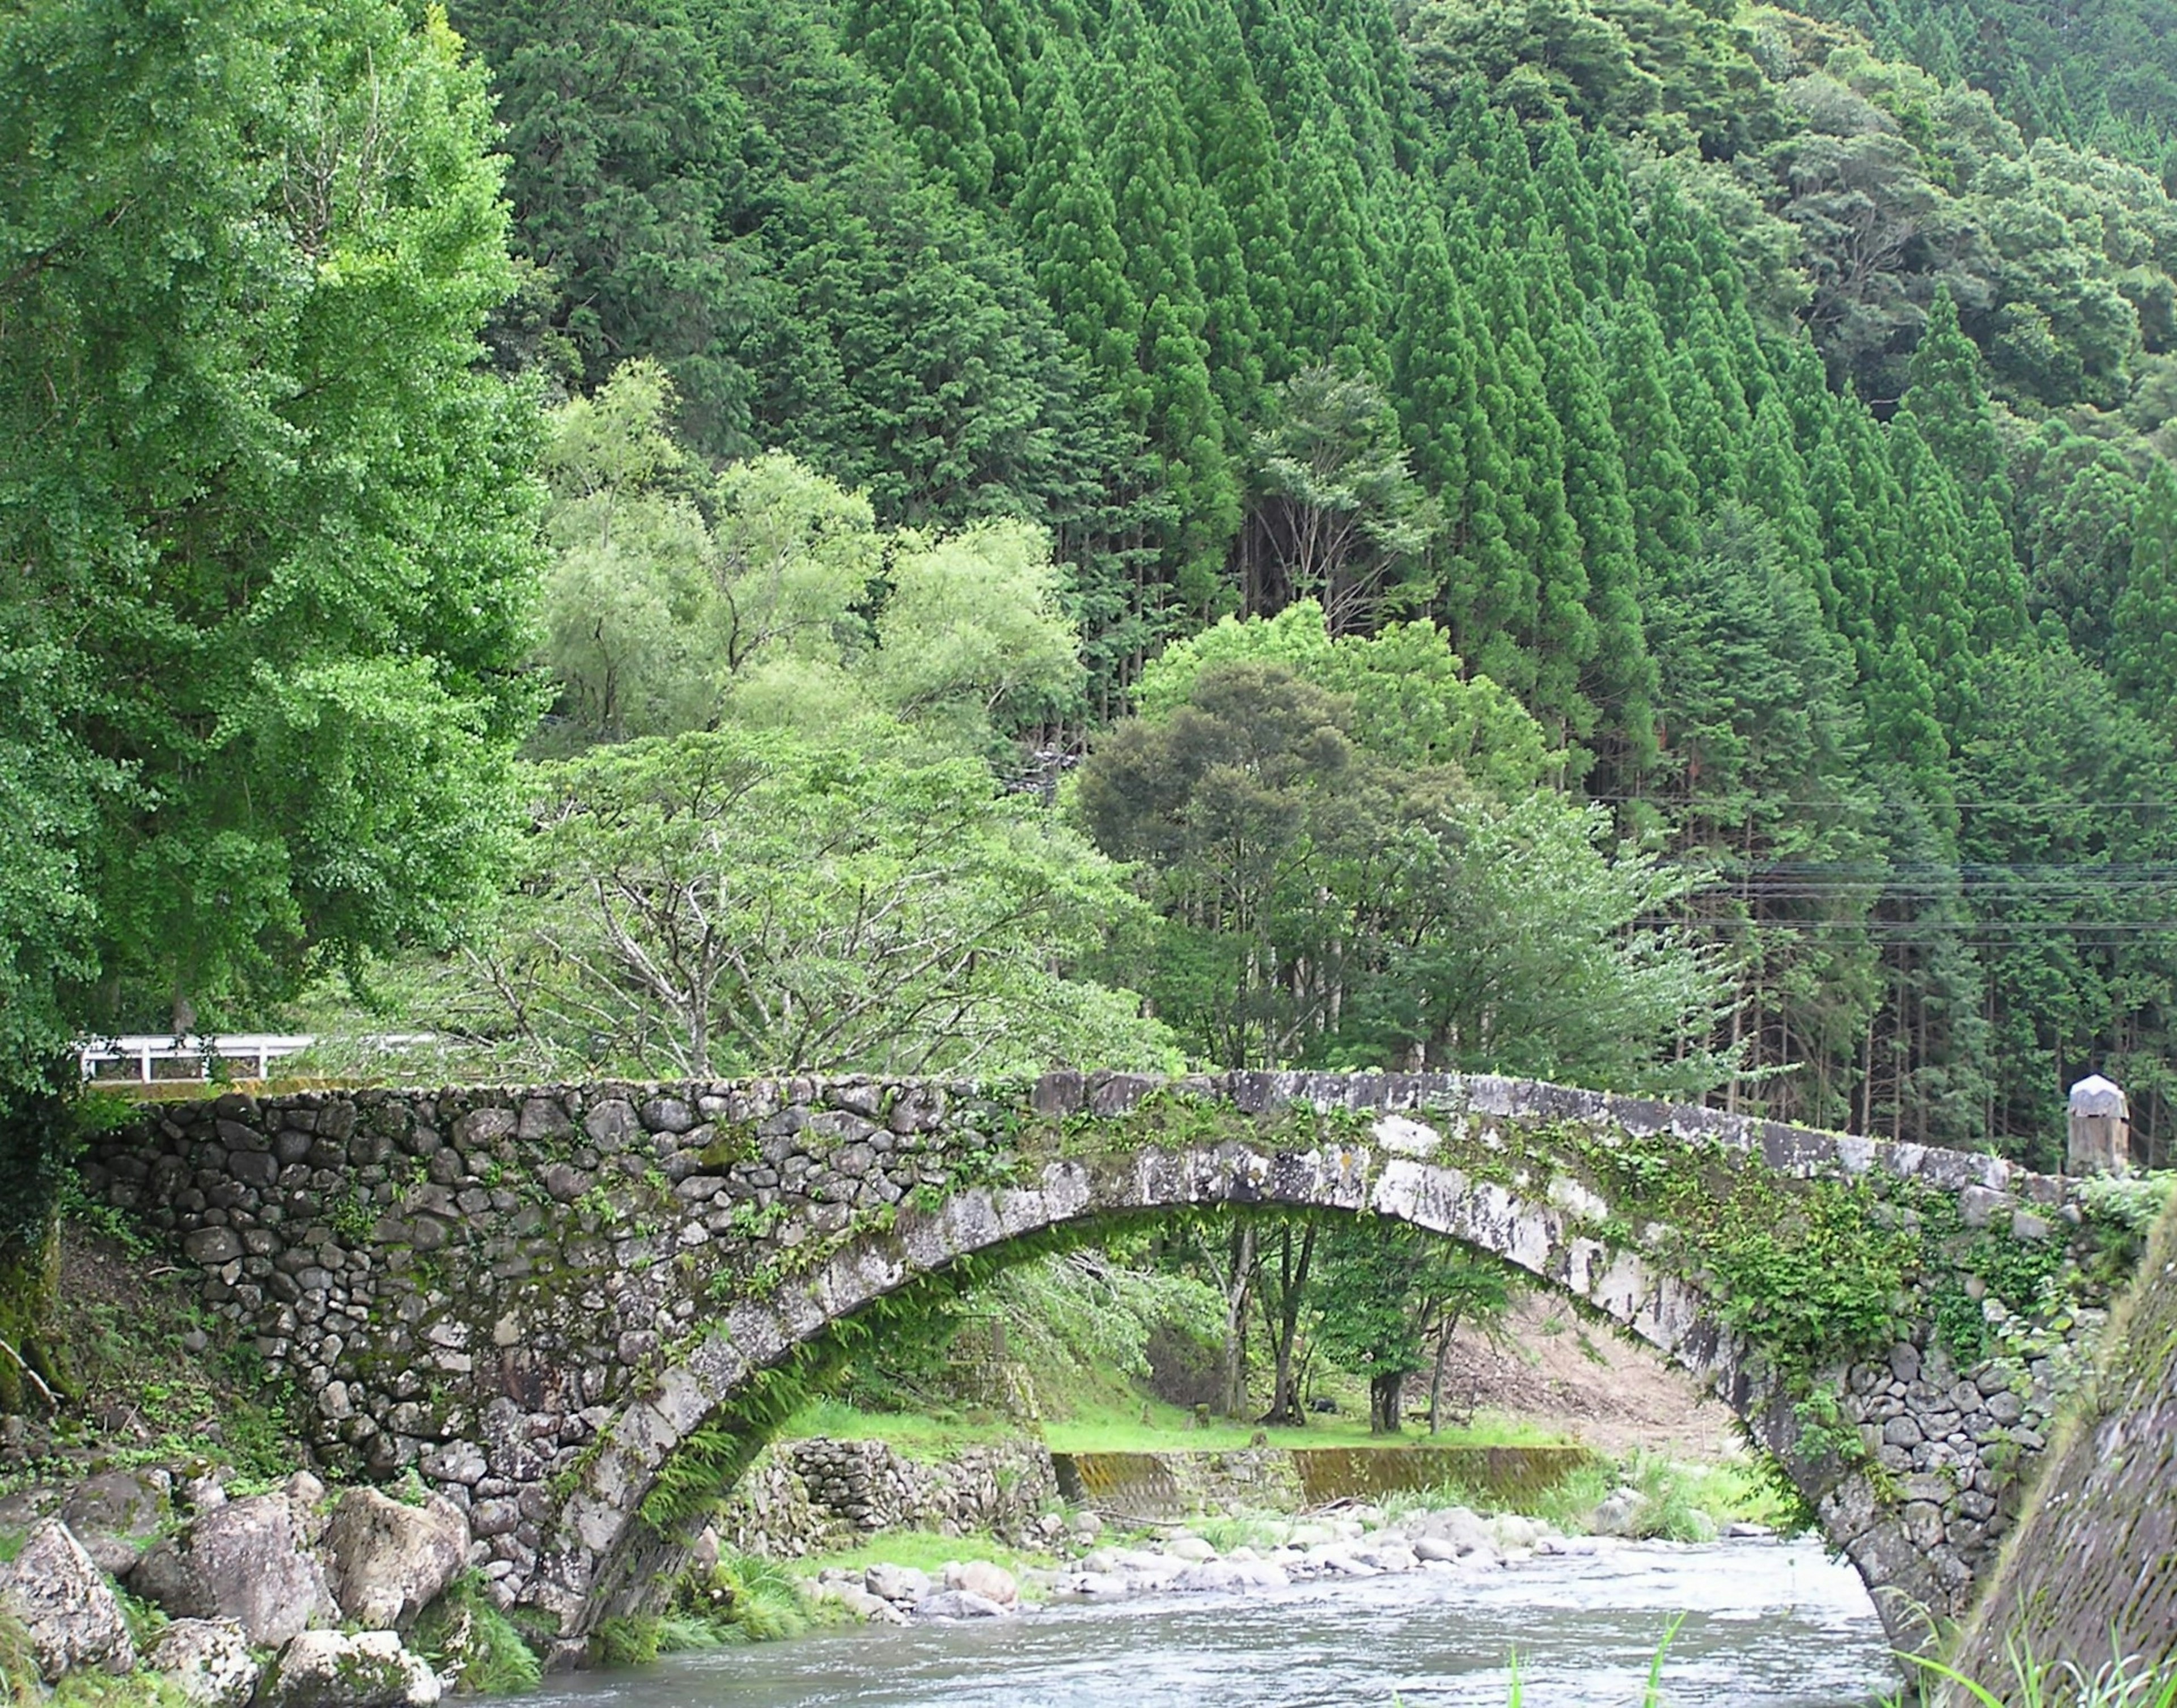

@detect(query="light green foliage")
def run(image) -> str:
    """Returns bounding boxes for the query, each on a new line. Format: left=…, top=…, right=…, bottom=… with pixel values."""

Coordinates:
left=459, top=728, right=1175, bottom=1077
left=1312, top=1221, right=1513, bottom=1432
left=538, top=366, right=1080, bottom=752
left=0, top=0, right=539, bottom=1391
left=0, top=0, right=540, bottom=1034
left=980, top=1248, right=1227, bottom=1382
left=1247, top=366, right=1437, bottom=634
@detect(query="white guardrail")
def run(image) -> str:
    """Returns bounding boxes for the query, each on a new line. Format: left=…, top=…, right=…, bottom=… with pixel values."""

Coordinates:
left=78, top=1033, right=439, bottom=1083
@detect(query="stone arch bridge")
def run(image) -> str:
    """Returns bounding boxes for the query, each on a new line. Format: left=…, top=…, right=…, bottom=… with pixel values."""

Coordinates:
left=83, top=1071, right=2123, bottom=1658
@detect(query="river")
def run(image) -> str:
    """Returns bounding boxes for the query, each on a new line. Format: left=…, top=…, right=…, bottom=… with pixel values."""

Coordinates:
left=539, top=1538, right=1901, bottom=1708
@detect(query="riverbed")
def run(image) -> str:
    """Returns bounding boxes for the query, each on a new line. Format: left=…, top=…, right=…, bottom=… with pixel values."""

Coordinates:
left=541, top=1538, right=1900, bottom=1708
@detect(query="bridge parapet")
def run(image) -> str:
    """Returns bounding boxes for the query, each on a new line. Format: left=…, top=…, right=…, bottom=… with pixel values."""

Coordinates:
left=81, top=1073, right=2132, bottom=1659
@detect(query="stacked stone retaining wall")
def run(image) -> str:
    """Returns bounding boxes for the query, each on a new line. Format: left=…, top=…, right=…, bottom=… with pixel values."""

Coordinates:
left=1941, top=1198, right=2177, bottom=1698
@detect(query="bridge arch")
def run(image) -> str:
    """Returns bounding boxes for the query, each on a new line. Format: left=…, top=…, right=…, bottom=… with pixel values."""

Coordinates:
left=81, top=1070, right=2103, bottom=1665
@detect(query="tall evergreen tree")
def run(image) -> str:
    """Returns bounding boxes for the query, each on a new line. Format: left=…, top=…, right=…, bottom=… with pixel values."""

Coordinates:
left=890, top=0, right=998, bottom=204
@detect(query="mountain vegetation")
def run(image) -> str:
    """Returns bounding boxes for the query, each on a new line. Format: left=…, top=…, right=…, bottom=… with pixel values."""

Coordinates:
left=11, top=0, right=2177, bottom=1395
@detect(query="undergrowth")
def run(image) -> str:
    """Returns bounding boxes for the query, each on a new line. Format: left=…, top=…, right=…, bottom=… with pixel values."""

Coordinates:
left=411, top=1575, right=544, bottom=1695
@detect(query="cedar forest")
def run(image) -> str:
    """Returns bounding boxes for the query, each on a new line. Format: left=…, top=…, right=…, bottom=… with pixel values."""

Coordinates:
left=11, top=0, right=2177, bottom=1276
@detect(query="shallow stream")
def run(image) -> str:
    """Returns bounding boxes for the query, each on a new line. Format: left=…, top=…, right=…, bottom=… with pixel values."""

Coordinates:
left=539, top=1538, right=1900, bottom=1708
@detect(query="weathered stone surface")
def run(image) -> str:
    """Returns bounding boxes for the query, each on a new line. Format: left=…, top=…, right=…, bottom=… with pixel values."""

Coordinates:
left=862, top=1563, right=931, bottom=1604
left=324, top=1488, right=469, bottom=1631
left=131, top=1490, right=332, bottom=1647
left=913, top=1590, right=1007, bottom=1620
left=83, top=1071, right=2113, bottom=1661
left=147, top=1618, right=261, bottom=1708
left=58, top=1466, right=173, bottom=1575
left=0, top=1519, right=136, bottom=1679
left=260, top=1630, right=442, bottom=1708
left=945, top=1560, right=1017, bottom=1605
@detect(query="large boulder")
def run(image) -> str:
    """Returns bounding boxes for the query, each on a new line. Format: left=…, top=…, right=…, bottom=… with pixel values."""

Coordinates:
left=323, top=1488, right=469, bottom=1631
left=131, top=1487, right=333, bottom=1647
left=147, top=1618, right=261, bottom=1708
left=60, top=1467, right=174, bottom=1576
left=260, top=1631, right=441, bottom=1708
left=0, top=1519, right=136, bottom=1679
left=944, top=1560, right=1018, bottom=1607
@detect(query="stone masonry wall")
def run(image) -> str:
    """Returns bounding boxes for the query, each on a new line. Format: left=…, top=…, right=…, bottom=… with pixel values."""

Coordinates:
left=1940, top=1196, right=2177, bottom=1700
left=74, top=1072, right=2112, bottom=1648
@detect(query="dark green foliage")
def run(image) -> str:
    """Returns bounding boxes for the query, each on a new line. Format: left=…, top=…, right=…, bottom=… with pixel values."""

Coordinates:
left=316, top=0, right=2177, bottom=1160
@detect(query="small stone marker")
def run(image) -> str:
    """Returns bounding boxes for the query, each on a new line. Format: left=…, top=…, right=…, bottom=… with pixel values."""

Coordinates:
left=2066, top=1074, right=2130, bottom=1175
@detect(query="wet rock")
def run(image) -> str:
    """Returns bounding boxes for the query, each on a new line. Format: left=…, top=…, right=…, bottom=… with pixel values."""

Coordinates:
left=914, top=1590, right=1009, bottom=1620
left=260, top=1630, right=442, bottom=1708
left=148, top=1618, right=260, bottom=1708
left=0, top=1519, right=136, bottom=1679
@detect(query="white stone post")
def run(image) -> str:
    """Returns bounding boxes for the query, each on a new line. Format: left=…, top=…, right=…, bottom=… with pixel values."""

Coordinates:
left=2066, top=1074, right=2131, bottom=1175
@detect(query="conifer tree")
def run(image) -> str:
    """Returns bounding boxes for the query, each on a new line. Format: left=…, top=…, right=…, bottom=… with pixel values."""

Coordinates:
left=2111, top=459, right=2177, bottom=721
left=1541, top=274, right=1656, bottom=777
left=1536, top=124, right=1607, bottom=305
left=1017, top=48, right=1142, bottom=386
left=1743, top=392, right=1833, bottom=614
left=1180, top=0, right=1295, bottom=378
left=1285, top=111, right=1384, bottom=374
left=891, top=0, right=997, bottom=203
left=1598, top=291, right=1702, bottom=581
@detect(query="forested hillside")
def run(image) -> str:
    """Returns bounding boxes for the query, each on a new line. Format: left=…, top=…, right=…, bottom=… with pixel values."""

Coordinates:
left=428, top=0, right=2177, bottom=1165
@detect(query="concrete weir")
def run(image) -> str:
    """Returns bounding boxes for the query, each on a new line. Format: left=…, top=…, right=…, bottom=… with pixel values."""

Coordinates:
left=81, top=1070, right=2121, bottom=1659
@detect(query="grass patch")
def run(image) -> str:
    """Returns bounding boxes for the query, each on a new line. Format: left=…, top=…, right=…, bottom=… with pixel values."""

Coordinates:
left=0, top=1534, right=22, bottom=1567
left=795, top=1529, right=1058, bottom=1586
left=1039, top=1391, right=1578, bottom=1454
left=779, top=1397, right=1019, bottom=1460
left=2, top=1610, right=39, bottom=1708
left=679, top=1550, right=820, bottom=1644
left=412, top=1576, right=544, bottom=1696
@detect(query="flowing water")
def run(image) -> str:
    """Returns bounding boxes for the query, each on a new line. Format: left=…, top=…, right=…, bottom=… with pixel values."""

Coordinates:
left=539, top=1539, right=1900, bottom=1708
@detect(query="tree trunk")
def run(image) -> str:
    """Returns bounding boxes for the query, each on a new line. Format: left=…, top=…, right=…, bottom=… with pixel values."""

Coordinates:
left=0, top=1215, right=67, bottom=1415
left=1369, top=1370, right=1403, bottom=1435
left=1218, top=1223, right=1257, bottom=1418
left=1259, top=1223, right=1316, bottom=1425
left=1426, top=1313, right=1459, bottom=1435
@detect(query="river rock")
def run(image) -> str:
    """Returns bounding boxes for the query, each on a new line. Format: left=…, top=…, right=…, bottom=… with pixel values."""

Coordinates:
left=147, top=1618, right=260, bottom=1708
left=1589, top=1488, right=1644, bottom=1539
left=1167, top=1536, right=1218, bottom=1563
left=863, top=1563, right=931, bottom=1605
left=1173, top=1559, right=1290, bottom=1594
left=0, top=1519, right=136, bottom=1679
left=1309, top=1546, right=1378, bottom=1578
left=1355, top=1542, right=1418, bottom=1574
left=821, top=1584, right=905, bottom=1625
left=260, top=1630, right=441, bottom=1708
left=132, top=1487, right=333, bottom=1647
left=945, top=1561, right=1018, bottom=1606
left=59, top=1467, right=173, bottom=1575
left=323, top=1487, right=469, bottom=1630
left=1067, top=1571, right=1132, bottom=1598
left=914, top=1590, right=1009, bottom=1621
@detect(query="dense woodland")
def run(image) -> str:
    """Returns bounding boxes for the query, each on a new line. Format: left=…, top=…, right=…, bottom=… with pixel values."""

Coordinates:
left=441, top=0, right=2177, bottom=1165
left=11, top=0, right=2177, bottom=1303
